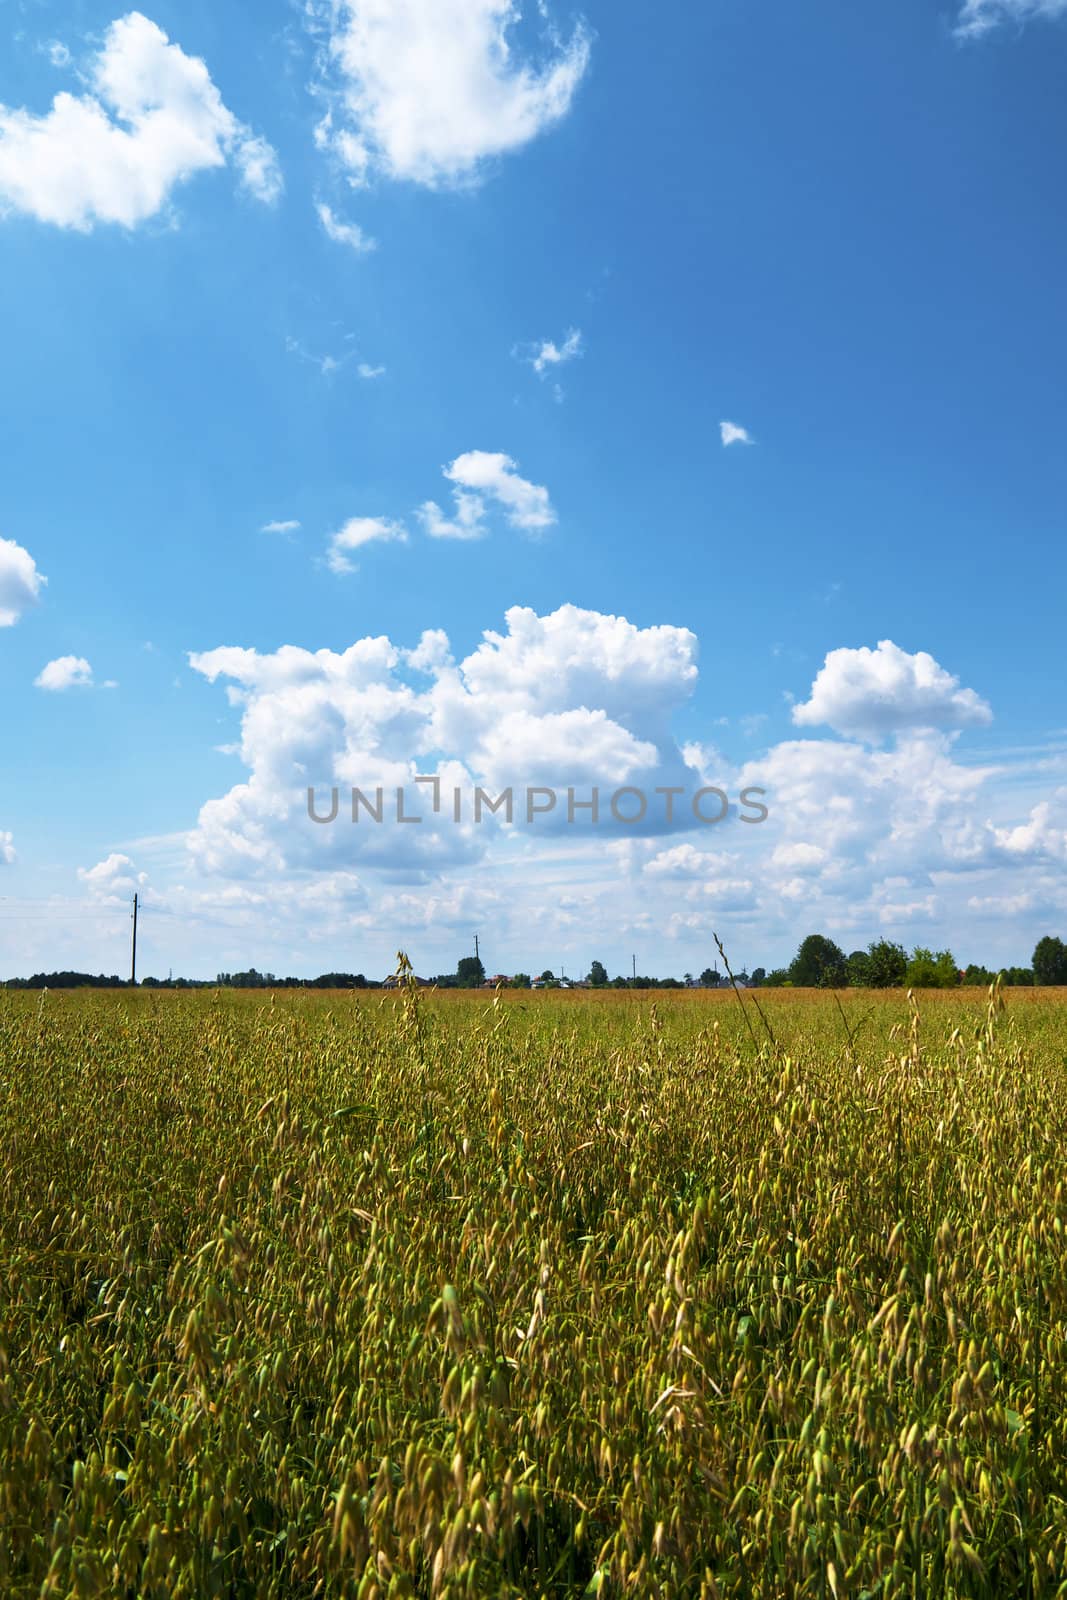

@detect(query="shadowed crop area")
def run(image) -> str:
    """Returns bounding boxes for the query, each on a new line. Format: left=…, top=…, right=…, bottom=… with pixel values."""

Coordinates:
left=2, top=982, right=1067, bottom=1598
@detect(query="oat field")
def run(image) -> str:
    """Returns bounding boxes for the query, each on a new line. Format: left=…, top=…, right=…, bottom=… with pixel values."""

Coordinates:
left=2, top=978, right=1066, bottom=1598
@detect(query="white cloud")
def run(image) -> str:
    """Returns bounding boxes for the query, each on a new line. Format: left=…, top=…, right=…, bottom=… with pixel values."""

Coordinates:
left=184, top=604, right=702, bottom=880
left=0, top=12, right=281, bottom=230
left=418, top=451, right=555, bottom=540
left=417, top=492, right=487, bottom=541
left=261, top=519, right=301, bottom=535
left=792, top=639, right=992, bottom=741
left=316, top=200, right=376, bottom=253
left=327, top=515, right=408, bottom=575
left=955, top=0, right=1067, bottom=36
left=770, top=841, right=829, bottom=872
left=989, top=794, right=1067, bottom=864
left=35, top=655, right=94, bottom=691
left=358, top=362, right=385, bottom=379
left=530, top=327, right=582, bottom=376
left=0, top=536, right=46, bottom=626
left=0, top=832, right=15, bottom=867
left=29, top=608, right=1064, bottom=978
left=47, top=41, right=72, bottom=68
left=316, top=0, right=591, bottom=188
left=720, top=421, right=753, bottom=447
left=78, top=852, right=148, bottom=903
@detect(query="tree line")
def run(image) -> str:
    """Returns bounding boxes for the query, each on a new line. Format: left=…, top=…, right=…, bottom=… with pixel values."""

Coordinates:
left=757, top=933, right=1067, bottom=989
left=4, top=935, right=1067, bottom=991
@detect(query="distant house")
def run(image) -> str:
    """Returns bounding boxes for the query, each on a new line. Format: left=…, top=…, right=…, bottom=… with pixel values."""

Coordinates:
left=483, top=974, right=510, bottom=988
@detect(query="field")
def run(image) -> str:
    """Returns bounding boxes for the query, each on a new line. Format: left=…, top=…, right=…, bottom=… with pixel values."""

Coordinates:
left=2, top=981, right=1067, bottom=1599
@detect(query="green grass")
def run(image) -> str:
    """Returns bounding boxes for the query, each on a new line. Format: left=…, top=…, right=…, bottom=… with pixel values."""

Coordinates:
left=1, top=981, right=1066, bottom=1597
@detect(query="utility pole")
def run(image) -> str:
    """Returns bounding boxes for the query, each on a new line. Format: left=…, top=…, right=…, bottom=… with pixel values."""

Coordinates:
left=632, top=953, right=637, bottom=986
left=475, top=933, right=480, bottom=965
left=130, top=893, right=139, bottom=986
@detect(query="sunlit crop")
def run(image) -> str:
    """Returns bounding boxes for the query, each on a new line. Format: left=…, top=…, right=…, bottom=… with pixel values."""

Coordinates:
left=2, top=976, right=1066, bottom=1597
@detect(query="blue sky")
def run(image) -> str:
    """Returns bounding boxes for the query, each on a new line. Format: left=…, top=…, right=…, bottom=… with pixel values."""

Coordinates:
left=1, top=0, right=1066, bottom=980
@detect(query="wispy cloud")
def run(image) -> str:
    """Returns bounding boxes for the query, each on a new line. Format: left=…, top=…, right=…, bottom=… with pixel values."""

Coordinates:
left=530, top=327, right=583, bottom=377
left=316, top=200, right=376, bottom=254
left=955, top=0, right=1067, bottom=37
left=326, top=516, right=408, bottom=576
left=286, top=335, right=382, bottom=379
left=261, top=519, right=301, bottom=536
left=720, top=420, right=754, bottom=448
left=419, top=451, right=556, bottom=541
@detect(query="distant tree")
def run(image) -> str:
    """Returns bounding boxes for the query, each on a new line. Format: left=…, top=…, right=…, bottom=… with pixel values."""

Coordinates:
left=963, top=964, right=994, bottom=986
left=509, top=973, right=531, bottom=989
left=905, top=948, right=959, bottom=988
left=589, top=960, right=609, bottom=987
left=866, top=939, right=908, bottom=989
left=761, top=969, right=790, bottom=987
left=1002, top=967, right=1034, bottom=987
left=683, top=972, right=693, bottom=986
left=539, top=969, right=556, bottom=983
left=789, top=934, right=847, bottom=988
left=699, top=967, right=717, bottom=986
left=751, top=967, right=767, bottom=986
left=1033, top=936, right=1067, bottom=986
left=456, top=955, right=486, bottom=987
left=846, top=950, right=872, bottom=987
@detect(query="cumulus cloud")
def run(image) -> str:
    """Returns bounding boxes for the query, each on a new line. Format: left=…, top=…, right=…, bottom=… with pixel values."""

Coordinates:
left=315, top=0, right=591, bottom=188
left=0, top=536, right=46, bottom=626
left=326, top=516, right=408, bottom=575
left=316, top=200, right=376, bottom=253
left=955, top=0, right=1067, bottom=36
left=35, top=655, right=94, bottom=691
left=184, top=604, right=703, bottom=879
left=0, top=12, right=281, bottom=230
left=78, top=852, right=149, bottom=903
left=0, top=832, right=15, bottom=866
left=420, top=450, right=556, bottom=541
left=75, top=606, right=1067, bottom=975
left=720, top=421, right=753, bottom=447
left=792, top=639, right=992, bottom=741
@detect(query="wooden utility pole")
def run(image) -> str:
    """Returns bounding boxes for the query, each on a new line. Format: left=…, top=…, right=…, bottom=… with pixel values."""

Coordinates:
left=130, top=893, right=138, bottom=986
left=475, top=933, right=480, bottom=965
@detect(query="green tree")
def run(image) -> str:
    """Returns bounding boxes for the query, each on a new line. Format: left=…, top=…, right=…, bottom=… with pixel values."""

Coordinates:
left=751, top=967, right=766, bottom=986
left=1033, top=935, right=1067, bottom=986
left=846, top=950, right=872, bottom=987
left=589, top=960, right=608, bottom=987
left=699, top=967, right=717, bottom=986
left=866, top=939, right=907, bottom=988
left=509, top=973, right=531, bottom=989
left=456, top=955, right=486, bottom=987
left=789, top=934, right=847, bottom=988
left=963, top=964, right=994, bottom=986
left=905, top=947, right=959, bottom=988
